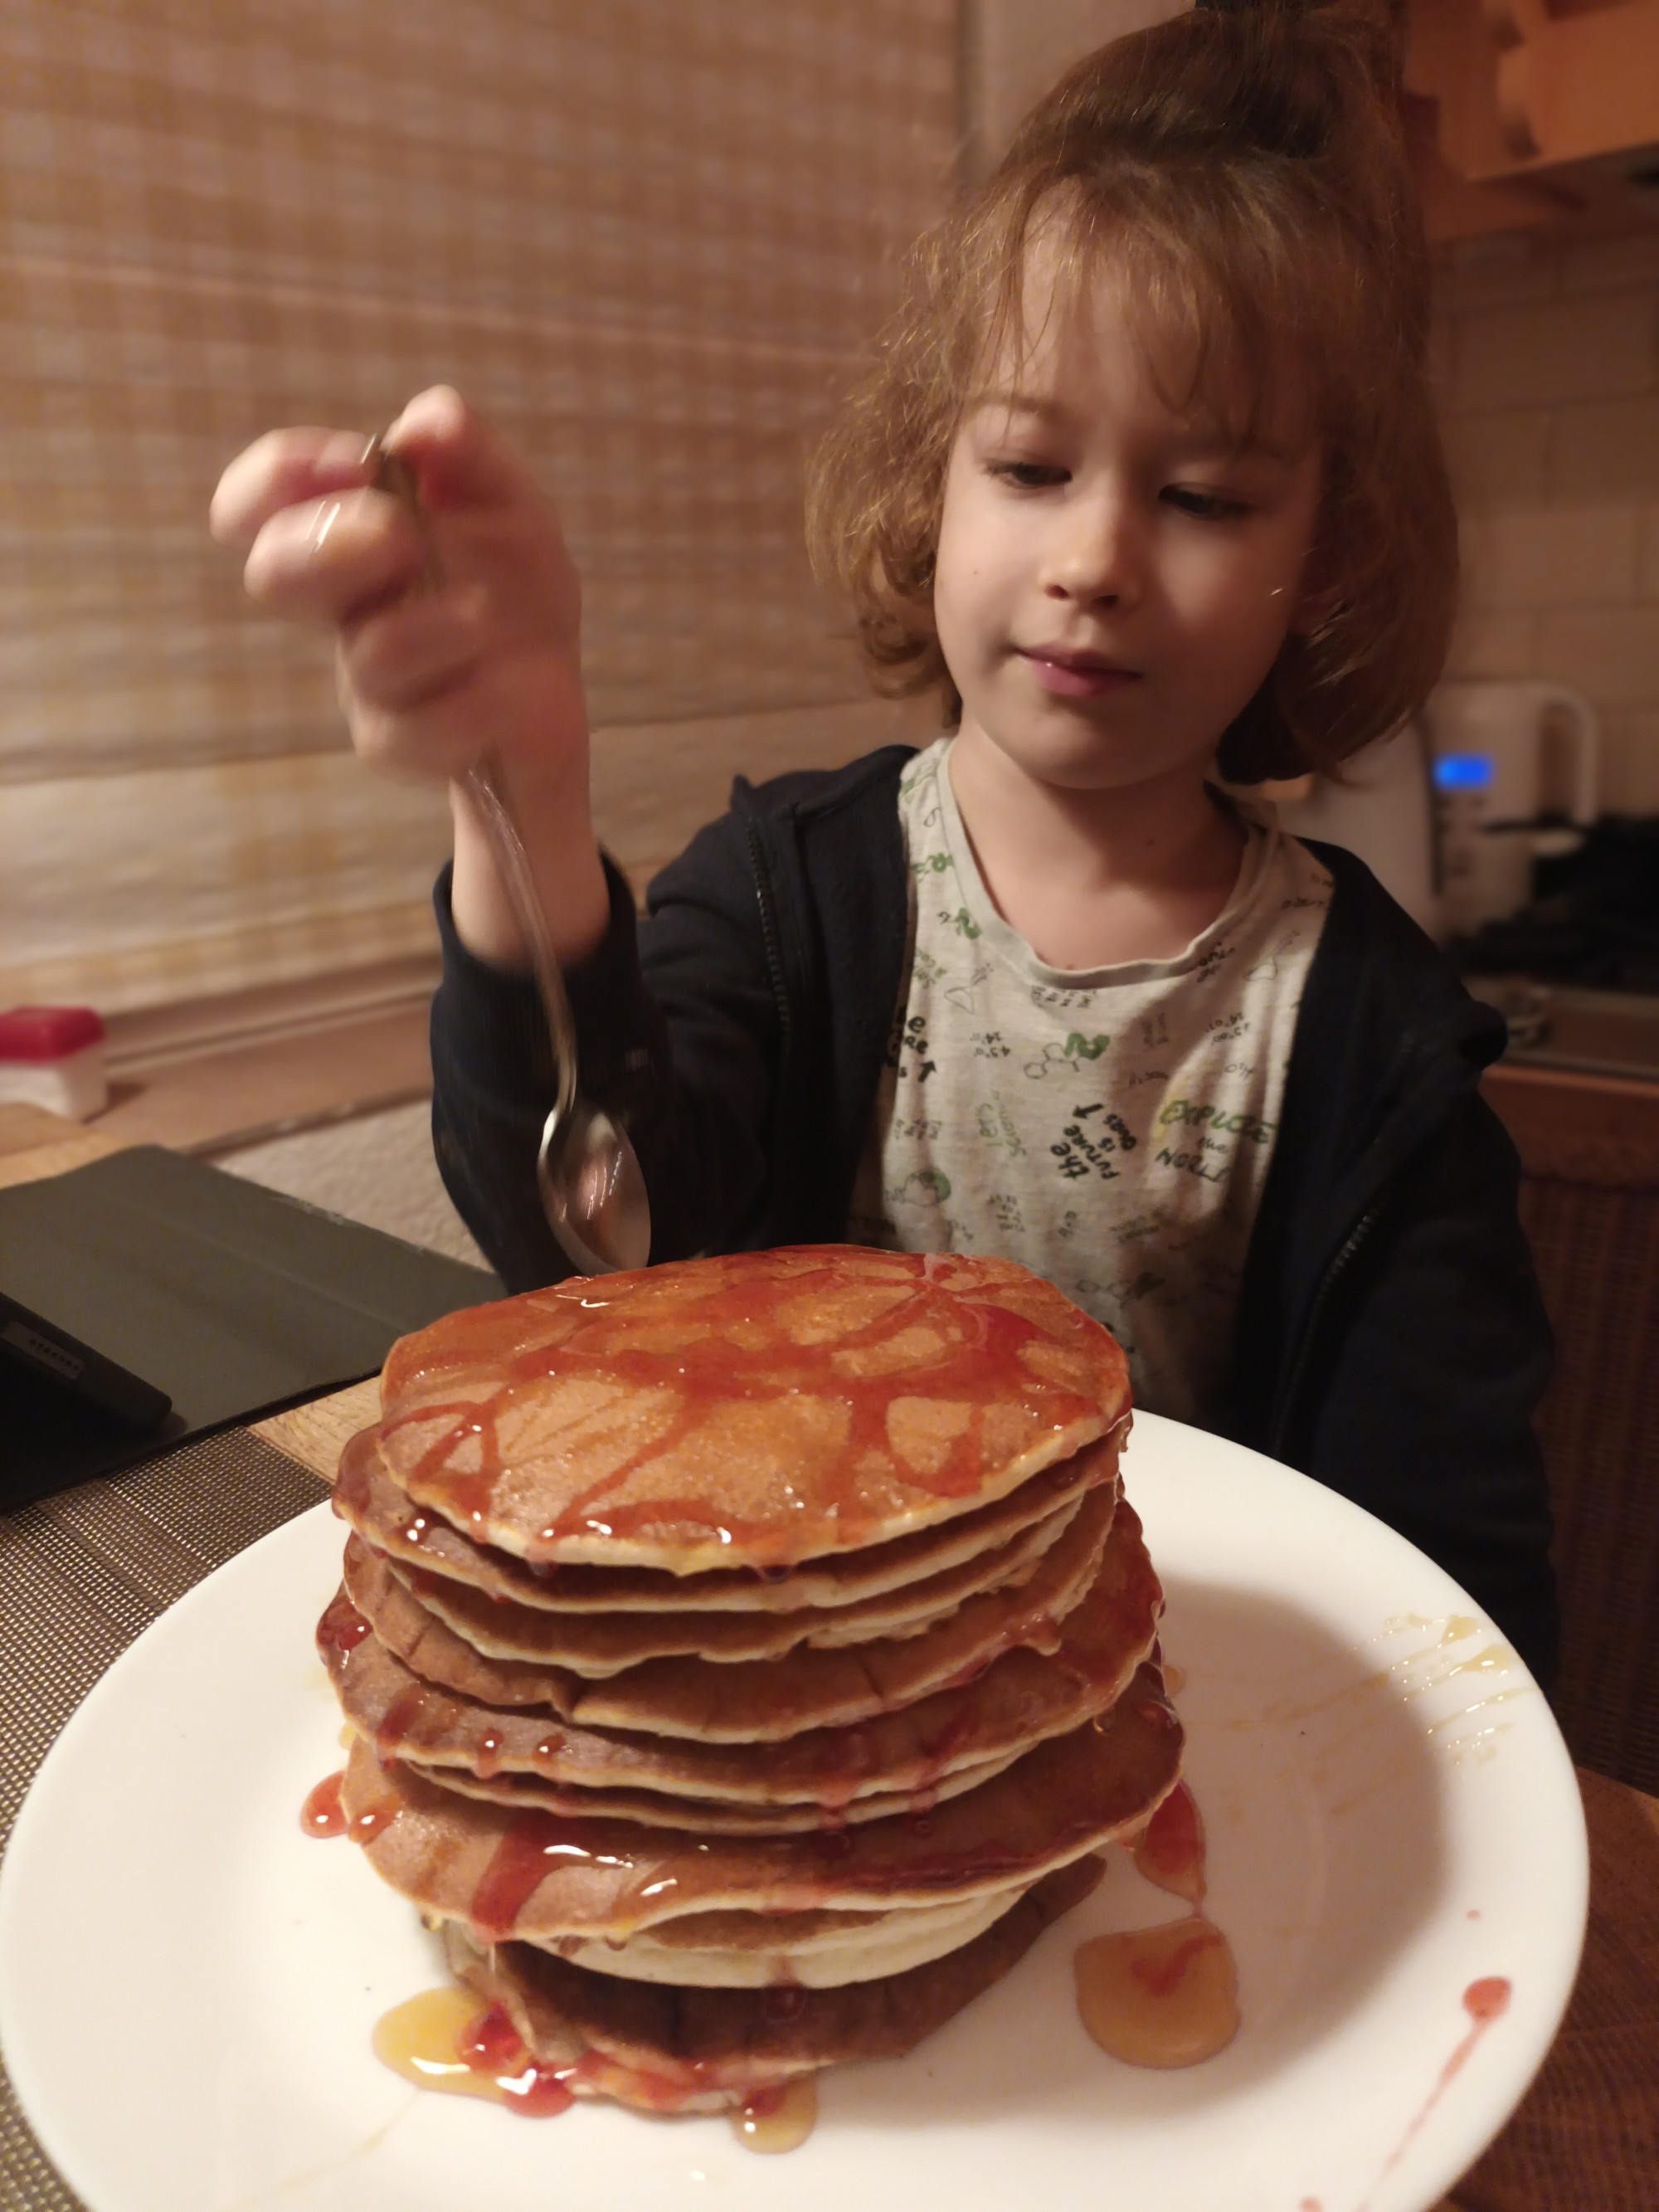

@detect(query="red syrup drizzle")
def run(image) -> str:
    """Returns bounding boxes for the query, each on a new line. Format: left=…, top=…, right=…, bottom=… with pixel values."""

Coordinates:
left=372, top=1990, right=577, bottom=2117
left=377, top=1250, right=1114, bottom=1562
left=375, top=1985, right=793, bottom=2128
left=1133, top=1781, right=1205, bottom=1906
left=1074, top=1780, right=1242, bottom=2068
left=1354, top=1977, right=1513, bottom=2212
left=372, top=1682, right=437, bottom=1762
left=462, top=2002, right=576, bottom=2117
left=315, top=1589, right=372, bottom=1660
left=300, top=1771, right=346, bottom=1837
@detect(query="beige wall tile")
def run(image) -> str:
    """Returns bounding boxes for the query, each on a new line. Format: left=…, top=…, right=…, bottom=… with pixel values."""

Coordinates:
left=589, top=694, right=937, bottom=880
left=1461, top=504, right=1640, bottom=611
left=1440, top=408, right=1551, bottom=506
left=1443, top=609, right=1539, bottom=680
left=1535, top=607, right=1659, bottom=707
left=1595, top=709, right=1659, bottom=815
left=1452, top=291, right=1656, bottom=412
left=1559, top=232, right=1659, bottom=297
left=1547, top=393, right=1659, bottom=504
left=1429, top=231, right=1659, bottom=816
left=1431, top=238, right=1560, bottom=316
left=1642, top=507, right=1659, bottom=598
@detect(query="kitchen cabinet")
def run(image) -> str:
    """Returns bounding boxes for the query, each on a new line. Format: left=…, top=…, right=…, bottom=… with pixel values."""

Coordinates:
left=1482, top=1059, right=1659, bottom=1792
left=1406, top=0, right=1659, bottom=242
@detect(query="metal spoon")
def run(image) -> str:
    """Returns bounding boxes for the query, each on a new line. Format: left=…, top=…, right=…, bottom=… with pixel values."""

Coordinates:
left=362, top=434, right=651, bottom=1275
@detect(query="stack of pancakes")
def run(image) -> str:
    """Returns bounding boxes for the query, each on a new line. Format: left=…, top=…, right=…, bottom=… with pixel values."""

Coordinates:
left=320, top=1245, right=1182, bottom=2115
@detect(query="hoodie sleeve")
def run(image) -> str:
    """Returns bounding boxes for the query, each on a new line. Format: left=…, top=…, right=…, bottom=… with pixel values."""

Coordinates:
left=1297, top=1090, right=1559, bottom=1686
left=427, top=809, right=782, bottom=1291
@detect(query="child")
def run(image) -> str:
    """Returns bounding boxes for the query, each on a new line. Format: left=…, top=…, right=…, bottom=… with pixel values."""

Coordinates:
left=212, top=1, right=1555, bottom=1676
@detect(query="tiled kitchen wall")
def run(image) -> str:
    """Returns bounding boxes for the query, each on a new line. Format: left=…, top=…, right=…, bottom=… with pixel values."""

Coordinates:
left=1434, top=228, right=1659, bottom=815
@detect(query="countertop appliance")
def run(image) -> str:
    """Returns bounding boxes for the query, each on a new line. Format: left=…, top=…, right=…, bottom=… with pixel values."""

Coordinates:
left=1426, top=680, right=1602, bottom=933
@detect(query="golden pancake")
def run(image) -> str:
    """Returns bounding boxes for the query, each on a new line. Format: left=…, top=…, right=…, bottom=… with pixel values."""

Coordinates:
left=322, top=1499, right=1161, bottom=1811
left=336, top=1420, right=1120, bottom=1613
left=386, top=1493, right=1090, bottom=1673
left=556, top=1895, right=1024, bottom=1988
left=336, top=1658, right=1180, bottom=1940
left=403, top=1747, right=1023, bottom=1833
left=374, top=1247, right=1131, bottom=1571
left=340, top=1478, right=1117, bottom=1741
left=530, top=1889, right=1029, bottom=1989
left=440, top=1854, right=1105, bottom=2112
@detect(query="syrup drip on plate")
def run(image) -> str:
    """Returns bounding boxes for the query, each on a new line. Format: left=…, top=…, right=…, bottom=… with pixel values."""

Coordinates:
left=373, top=1990, right=574, bottom=2116
left=1074, top=1915, right=1239, bottom=2068
left=372, top=1987, right=820, bottom=2147
left=1354, top=1976, right=1512, bottom=2210
left=732, top=2077, right=817, bottom=2152
left=1132, top=1781, right=1204, bottom=1905
left=1074, top=1781, right=1241, bottom=2068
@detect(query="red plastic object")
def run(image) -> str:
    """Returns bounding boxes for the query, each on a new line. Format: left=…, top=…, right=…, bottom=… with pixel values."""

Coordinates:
left=0, top=1006, right=106, bottom=1062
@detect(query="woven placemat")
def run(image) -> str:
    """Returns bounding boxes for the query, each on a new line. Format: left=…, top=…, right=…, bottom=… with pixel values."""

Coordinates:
left=0, top=1428, right=325, bottom=2210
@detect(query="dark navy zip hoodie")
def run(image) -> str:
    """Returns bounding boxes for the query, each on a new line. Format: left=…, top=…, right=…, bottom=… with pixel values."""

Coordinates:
left=430, top=745, right=1557, bottom=1679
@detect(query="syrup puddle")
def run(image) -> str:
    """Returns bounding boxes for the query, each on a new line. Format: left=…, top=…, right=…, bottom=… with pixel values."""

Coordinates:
left=1073, top=1781, right=1241, bottom=2069
left=371, top=1988, right=820, bottom=2148
left=374, top=1989, right=575, bottom=2116
left=732, top=2077, right=818, bottom=2152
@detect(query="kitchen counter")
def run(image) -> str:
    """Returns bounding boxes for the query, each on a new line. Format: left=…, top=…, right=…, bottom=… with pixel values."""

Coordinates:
left=1472, top=982, right=1659, bottom=1089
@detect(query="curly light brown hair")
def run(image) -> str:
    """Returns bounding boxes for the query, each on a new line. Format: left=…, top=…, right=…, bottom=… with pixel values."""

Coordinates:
left=805, top=0, right=1455, bottom=783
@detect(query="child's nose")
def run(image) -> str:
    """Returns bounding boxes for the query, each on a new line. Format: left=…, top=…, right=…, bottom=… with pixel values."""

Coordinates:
left=1042, top=491, right=1142, bottom=607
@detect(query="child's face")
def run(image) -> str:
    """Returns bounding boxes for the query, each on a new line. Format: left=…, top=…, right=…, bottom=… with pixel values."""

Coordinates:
left=933, top=247, right=1322, bottom=801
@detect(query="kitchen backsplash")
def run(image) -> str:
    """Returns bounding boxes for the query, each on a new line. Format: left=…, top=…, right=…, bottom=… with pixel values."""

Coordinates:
left=1433, top=227, right=1659, bottom=816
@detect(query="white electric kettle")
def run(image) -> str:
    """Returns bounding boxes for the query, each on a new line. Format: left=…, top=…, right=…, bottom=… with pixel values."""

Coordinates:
left=1424, top=680, right=1601, bottom=933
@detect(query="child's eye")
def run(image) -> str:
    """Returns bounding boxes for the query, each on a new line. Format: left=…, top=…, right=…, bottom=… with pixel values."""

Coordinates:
left=1161, top=485, right=1250, bottom=521
left=988, top=460, right=1068, bottom=490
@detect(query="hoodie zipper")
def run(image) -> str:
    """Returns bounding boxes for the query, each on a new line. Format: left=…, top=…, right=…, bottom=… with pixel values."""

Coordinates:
left=743, top=815, right=793, bottom=1070
left=1269, top=1203, right=1382, bottom=1459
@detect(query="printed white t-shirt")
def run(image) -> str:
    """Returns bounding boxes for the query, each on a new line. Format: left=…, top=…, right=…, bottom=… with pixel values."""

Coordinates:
left=846, top=738, right=1334, bottom=1425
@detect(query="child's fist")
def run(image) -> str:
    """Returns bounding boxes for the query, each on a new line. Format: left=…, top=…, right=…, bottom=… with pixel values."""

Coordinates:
left=209, top=386, right=587, bottom=794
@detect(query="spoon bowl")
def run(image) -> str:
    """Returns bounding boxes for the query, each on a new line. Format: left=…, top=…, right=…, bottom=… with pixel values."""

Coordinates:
left=537, top=1098, right=651, bottom=1276
left=463, top=758, right=653, bottom=1278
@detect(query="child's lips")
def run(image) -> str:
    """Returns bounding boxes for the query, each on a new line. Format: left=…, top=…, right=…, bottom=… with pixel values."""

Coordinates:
left=1019, top=647, right=1142, bottom=700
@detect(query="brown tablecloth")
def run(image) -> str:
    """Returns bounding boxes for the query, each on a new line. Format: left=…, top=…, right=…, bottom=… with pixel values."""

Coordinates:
left=0, top=1425, right=1654, bottom=2211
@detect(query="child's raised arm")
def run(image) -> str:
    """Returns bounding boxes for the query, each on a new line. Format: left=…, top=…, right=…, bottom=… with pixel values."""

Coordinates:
left=209, top=384, right=611, bottom=970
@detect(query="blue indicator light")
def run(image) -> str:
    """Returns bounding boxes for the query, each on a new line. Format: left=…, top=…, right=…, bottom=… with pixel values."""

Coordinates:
left=1433, top=753, right=1495, bottom=792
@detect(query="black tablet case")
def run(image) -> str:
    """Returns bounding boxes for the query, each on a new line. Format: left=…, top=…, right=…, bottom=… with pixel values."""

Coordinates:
left=0, top=1145, right=501, bottom=1505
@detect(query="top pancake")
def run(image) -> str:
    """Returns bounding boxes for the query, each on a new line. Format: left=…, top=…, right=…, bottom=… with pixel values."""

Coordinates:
left=373, top=1246, right=1131, bottom=1571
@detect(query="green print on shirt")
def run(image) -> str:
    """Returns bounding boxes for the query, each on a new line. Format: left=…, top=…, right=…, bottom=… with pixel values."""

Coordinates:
left=944, top=907, right=982, bottom=940
left=1024, top=1035, right=1113, bottom=1081
left=888, top=1167, right=951, bottom=1207
left=1158, top=1097, right=1276, bottom=1146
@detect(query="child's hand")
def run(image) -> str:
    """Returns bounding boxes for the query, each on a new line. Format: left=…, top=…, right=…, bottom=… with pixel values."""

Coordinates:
left=210, top=386, right=609, bottom=965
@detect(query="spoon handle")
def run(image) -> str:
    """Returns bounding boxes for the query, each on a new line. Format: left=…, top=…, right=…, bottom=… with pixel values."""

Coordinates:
left=359, top=435, right=581, bottom=1133
left=462, top=758, right=581, bottom=1132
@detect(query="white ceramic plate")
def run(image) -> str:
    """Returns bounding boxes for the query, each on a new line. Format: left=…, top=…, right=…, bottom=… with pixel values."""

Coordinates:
left=0, top=1413, right=1586, bottom=2212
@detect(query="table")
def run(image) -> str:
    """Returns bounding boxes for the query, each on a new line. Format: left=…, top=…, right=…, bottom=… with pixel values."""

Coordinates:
left=0, top=1110, right=1654, bottom=2209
